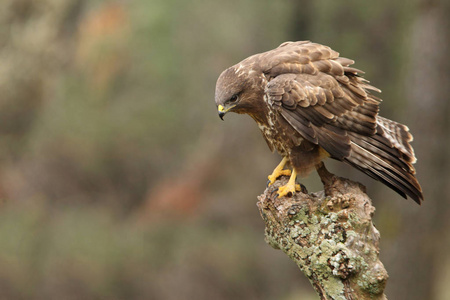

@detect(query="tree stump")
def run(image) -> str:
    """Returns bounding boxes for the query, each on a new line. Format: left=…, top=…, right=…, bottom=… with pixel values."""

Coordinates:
left=257, top=165, right=388, bottom=300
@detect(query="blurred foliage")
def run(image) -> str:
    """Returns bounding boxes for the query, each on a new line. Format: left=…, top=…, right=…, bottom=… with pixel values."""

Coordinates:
left=0, top=201, right=319, bottom=300
left=0, top=0, right=449, bottom=299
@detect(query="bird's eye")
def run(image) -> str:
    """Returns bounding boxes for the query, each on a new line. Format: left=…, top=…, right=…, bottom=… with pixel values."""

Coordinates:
left=229, top=94, right=239, bottom=103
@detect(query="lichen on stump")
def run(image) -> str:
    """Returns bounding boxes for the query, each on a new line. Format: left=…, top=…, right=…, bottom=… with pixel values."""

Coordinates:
left=257, top=167, right=388, bottom=300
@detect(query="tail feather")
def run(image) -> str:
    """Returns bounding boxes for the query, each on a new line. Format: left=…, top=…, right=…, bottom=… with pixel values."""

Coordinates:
left=347, top=131, right=411, bottom=172
left=343, top=118, right=423, bottom=204
left=376, top=116, right=416, bottom=164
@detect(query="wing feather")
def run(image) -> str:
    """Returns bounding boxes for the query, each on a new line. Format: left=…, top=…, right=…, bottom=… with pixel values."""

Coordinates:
left=280, top=109, right=317, bottom=143
left=258, top=41, right=422, bottom=203
left=265, top=69, right=376, bottom=161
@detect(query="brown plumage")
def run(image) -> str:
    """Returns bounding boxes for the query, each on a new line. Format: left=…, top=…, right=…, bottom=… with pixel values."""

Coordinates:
left=215, top=41, right=423, bottom=204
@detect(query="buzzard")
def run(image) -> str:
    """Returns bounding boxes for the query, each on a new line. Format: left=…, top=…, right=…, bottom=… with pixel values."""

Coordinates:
left=215, top=41, right=423, bottom=204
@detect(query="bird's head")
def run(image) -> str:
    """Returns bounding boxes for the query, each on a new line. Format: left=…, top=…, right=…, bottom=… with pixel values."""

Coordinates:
left=215, top=66, right=263, bottom=120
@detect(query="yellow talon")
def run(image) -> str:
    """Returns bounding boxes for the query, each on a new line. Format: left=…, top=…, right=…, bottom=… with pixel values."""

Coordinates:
left=268, top=157, right=291, bottom=186
left=268, top=169, right=291, bottom=185
left=277, top=169, right=301, bottom=198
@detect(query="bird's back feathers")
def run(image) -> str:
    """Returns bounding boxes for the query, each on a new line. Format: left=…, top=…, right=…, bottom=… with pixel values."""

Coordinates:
left=216, top=41, right=424, bottom=203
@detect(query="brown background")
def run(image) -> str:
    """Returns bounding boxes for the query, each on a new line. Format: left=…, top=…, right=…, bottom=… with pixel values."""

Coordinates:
left=0, top=0, right=449, bottom=299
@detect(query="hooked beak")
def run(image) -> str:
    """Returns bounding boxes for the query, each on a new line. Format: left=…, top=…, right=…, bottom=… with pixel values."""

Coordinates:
left=218, top=105, right=226, bottom=120
left=217, top=104, right=235, bottom=120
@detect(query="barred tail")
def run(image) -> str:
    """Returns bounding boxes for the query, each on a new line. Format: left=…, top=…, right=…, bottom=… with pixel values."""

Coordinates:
left=344, top=117, right=423, bottom=204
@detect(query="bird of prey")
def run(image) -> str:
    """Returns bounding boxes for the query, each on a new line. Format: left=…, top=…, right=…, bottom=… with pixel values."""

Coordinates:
left=215, top=41, right=423, bottom=204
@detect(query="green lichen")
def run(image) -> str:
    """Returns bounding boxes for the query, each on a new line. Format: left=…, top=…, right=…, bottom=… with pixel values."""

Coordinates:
left=290, top=226, right=301, bottom=239
left=329, top=212, right=339, bottom=222
left=301, top=227, right=311, bottom=237
left=347, top=211, right=361, bottom=227
left=322, top=278, right=346, bottom=300
left=310, top=214, right=319, bottom=225
left=259, top=179, right=388, bottom=300
left=288, top=205, right=310, bottom=223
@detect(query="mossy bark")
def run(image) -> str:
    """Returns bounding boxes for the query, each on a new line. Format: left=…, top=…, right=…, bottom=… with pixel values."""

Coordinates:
left=257, top=166, right=388, bottom=300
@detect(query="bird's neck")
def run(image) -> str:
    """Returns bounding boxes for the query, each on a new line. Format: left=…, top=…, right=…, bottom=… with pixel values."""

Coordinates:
left=248, top=105, right=270, bottom=126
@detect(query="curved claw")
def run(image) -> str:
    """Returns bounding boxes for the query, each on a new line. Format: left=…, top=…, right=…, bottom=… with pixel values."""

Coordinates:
left=300, top=183, right=308, bottom=194
left=269, top=182, right=302, bottom=199
left=270, top=187, right=279, bottom=199
left=276, top=184, right=302, bottom=198
left=277, top=184, right=297, bottom=198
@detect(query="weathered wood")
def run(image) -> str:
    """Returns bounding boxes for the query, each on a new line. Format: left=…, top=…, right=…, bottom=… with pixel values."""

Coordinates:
left=257, top=165, right=388, bottom=299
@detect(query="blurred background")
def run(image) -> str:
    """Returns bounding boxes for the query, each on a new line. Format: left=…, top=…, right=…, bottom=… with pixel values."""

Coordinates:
left=0, top=0, right=449, bottom=299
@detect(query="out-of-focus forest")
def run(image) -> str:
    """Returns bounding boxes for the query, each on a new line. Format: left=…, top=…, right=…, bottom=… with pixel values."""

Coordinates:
left=0, top=0, right=449, bottom=299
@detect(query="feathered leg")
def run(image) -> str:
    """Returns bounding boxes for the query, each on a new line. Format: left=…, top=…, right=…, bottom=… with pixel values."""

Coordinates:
left=316, top=162, right=339, bottom=196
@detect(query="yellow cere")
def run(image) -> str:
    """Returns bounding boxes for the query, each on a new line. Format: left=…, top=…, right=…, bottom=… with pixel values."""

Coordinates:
left=218, top=105, right=225, bottom=112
